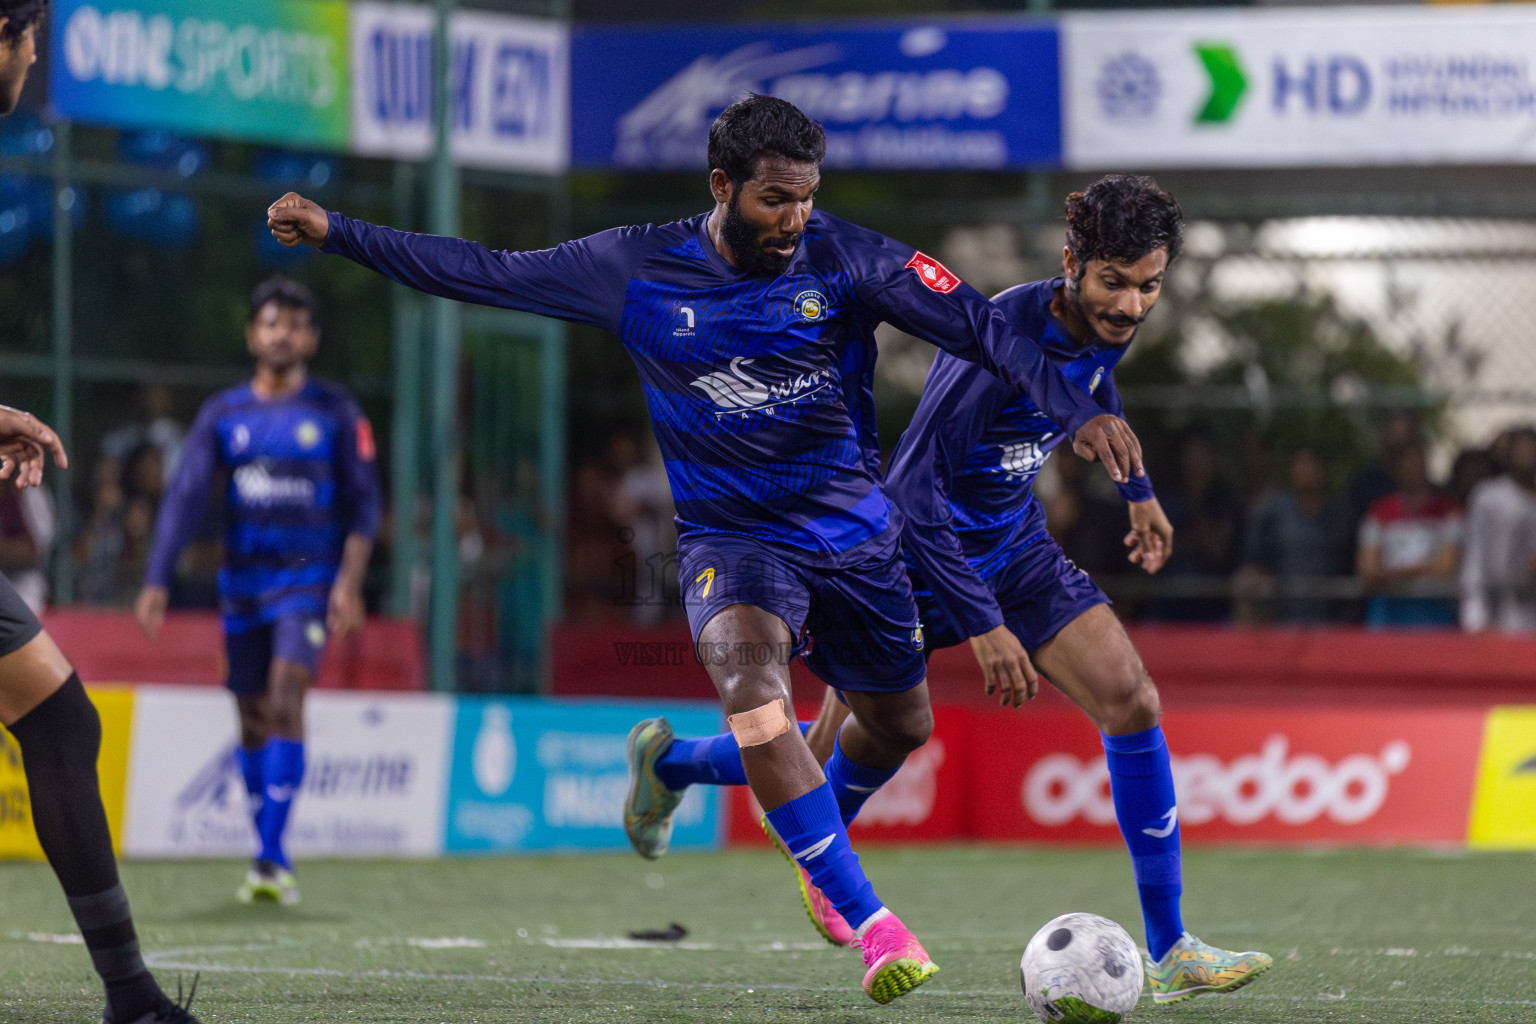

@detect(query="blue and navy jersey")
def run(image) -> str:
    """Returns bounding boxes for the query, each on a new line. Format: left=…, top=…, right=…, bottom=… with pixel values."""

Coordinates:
left=322, top=210, right=1106, bottom=561
left=145, top=379, right=382, bottom=629
left=886, top=278, right=1154, bottom=637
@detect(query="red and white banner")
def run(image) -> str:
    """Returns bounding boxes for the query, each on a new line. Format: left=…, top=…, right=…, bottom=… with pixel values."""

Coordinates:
left=972, top=708, right=1485, bottom=844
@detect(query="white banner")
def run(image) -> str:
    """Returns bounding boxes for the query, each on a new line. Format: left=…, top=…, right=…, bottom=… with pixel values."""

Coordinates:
left=350, top=2, right=569, bottom=173
left=1064, top=6, right=1536, bottom=169
left=123, top=687, right=452, bottom=859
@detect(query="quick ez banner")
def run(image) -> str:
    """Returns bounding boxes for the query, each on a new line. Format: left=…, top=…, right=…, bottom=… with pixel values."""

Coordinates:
left=1063, top=6, right=1536, bottom=169
left=569, top=20, right=1061, bottom=170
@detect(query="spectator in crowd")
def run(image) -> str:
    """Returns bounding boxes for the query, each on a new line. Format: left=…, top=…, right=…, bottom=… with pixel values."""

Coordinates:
left=99, top=383, right=185, bottom=487
left=1143, top=428, right=1244, bottom=621
left=1347, top=410, right=1419, bottom=526
left=1448, top=445, right=1499, bottom=507
left=73, top=456, right=127, bottom=605
left=1460, top=426, right=1536, bottom=632
left=1356, top=439, right=1461, bottom=628
left=610, top=433, right=675, bottom=626
left=1235, top=443, right=1355, bottom=624
left=0, top=471, right=57, bottom=614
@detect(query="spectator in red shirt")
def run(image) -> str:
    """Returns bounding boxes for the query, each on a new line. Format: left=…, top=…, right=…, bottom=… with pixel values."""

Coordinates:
left=1357, top=440, right=1462, bottom=628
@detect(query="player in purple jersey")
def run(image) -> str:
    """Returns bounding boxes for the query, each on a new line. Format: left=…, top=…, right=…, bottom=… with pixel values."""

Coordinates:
left=267, top=95, right=1143, bottom=1004
left=0, top=4, right=202, bottom=1021
left=645, top=176, right=1273, bottom=1004
left=135, top=278, right=381, bottom=908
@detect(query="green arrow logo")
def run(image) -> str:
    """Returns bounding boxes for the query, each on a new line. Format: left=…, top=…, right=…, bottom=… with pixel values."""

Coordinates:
left=1194, top=43, right=1247, bottom=124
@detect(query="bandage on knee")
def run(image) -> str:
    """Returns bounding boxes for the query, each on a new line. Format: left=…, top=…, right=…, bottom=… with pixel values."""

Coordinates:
left=728, top=698, right=791, bottom=748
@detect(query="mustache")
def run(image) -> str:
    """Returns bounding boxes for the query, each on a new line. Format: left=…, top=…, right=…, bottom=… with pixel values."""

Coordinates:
left=1101, top=313, right=1146, bottom=328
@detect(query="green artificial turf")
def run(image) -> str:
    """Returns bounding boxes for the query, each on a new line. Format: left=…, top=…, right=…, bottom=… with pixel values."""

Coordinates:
left=3, top=846, right=1535, bottom=1023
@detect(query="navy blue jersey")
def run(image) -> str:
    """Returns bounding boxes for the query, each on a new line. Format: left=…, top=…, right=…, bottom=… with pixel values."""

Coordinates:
left=321, top=210, right=1106, bottom=561
left=146, top=379, right=383, bottom=630
left=886, top=278, right=1155, bottom=638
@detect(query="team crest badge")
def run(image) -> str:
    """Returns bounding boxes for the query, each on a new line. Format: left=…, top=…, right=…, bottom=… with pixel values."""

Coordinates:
left=296, top=420, right=321, bottom=449
left=1088, top=367, right=1106, bottom=394
left=911, top=626, right=925, bottom=652
left=794, top=289, right=828, bottom=322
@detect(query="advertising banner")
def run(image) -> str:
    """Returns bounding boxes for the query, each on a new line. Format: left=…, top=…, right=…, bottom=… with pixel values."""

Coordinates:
left=970, top=708, right=1485, bottom=844
left=727, top=705, right=969, bottom=846
left=124, top=687, right=452, bottom=858
left=0, top=686, right=134, bottom=860
left=570, top=20, right=1060, bottom=170
left=1063, top=6, right=1536, bottom=169
left=1468, top=706, right=1536, bottom=849
left=49, top=0, right=351, bottom=149
left=350, top=3, right=568, bottom=172
left=444, top=697, right=721, bottom=854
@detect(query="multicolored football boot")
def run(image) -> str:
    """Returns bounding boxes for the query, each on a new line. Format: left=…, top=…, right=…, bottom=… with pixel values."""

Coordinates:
left=623, top=717, right=684, bottom=860
left=1146, top=931, right=1272, bottom=1004
left=855, top=912, right=940, bottom=1004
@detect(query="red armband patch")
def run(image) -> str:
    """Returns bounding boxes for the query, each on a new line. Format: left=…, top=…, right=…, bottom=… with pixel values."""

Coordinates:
left=356, top=417, right=376, bottom=462
left=904, top=251, right=962, bottom=294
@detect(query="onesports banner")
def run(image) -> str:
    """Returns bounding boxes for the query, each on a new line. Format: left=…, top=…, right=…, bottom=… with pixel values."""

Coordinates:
left=49, top=0, right=568, bottom=172
left=50, top=0, right=352, bottom=149
left=1063, top=5, right=1536, bottom=169
left=569, top=20, right=1061, bottom=170
left=0, top=686, right=134, bottom=860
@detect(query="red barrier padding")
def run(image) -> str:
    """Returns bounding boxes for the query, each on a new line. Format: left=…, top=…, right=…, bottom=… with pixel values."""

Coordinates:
left=39, top=609, right=424, bottom=690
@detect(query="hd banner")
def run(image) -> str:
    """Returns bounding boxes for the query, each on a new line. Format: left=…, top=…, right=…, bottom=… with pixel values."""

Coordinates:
left=569, top=19, right=1061, bottom=171
left=1063, top=5, right=1536, bottom=169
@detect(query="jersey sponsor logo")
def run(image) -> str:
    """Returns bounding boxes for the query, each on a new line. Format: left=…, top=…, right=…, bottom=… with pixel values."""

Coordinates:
left=999, top=439, right=1050, bottom=480
left=296, top=420, right=322, bottom=449
left=793, top=289, right=827, bottom=322
left=688, top=356, right=834, bottom=417
left=233, top=463, right=316, bottom=507
left=1023, top=735, right=1412, bottom=829
left=904, top=250, right=961, bottom=294
left=673, top=306, right=696, bottom=337
left=356, top=417, right=377, bottom=462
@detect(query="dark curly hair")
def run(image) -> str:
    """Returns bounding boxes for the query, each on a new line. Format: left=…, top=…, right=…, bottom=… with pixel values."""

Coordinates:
left=0, top=0, right=47, bottom=42
left=249, top=276, right=319, bottom=327
left=707, top=94, right=825, bottom=187
left=1064, top=174, right=1183, bottom=280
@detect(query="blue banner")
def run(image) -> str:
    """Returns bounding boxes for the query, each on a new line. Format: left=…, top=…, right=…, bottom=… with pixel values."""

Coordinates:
left=570, top=19, right=1061, bottom=170
left=444, top=697, right=723, bottom=854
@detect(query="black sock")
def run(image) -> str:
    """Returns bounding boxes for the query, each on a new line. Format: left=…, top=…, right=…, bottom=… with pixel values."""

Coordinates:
left=9, top=674, right=159, bottom=1018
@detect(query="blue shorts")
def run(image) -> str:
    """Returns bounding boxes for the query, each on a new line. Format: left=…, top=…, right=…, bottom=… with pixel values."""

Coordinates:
left=677, top=529, right=927, bottom=693
left=224, top=613, right=328, bottom=695
left=913, top=533, right=1109, bottom=654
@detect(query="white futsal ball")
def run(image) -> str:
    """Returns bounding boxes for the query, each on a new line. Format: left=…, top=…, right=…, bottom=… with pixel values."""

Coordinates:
left=1020, top=912, right=1144, bottom=1024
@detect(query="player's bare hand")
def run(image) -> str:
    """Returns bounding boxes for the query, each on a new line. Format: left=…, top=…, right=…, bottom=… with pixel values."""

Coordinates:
left=1071, top=414, right=1143, bottom=485
left=968, top=624, right=1038, bottom=708
left=1125, top=497, right=1174, bottom=575
left=267, top=192, right=330, bottom=248
left=0, top=404, right=67, bottom=488
left=327, top=583, right=365, bottom=639
left=134, top=586, right=169, bottom=641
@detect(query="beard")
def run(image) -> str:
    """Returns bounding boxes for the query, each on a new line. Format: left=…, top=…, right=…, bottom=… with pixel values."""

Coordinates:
left=722, top=191, right=801, bottom=276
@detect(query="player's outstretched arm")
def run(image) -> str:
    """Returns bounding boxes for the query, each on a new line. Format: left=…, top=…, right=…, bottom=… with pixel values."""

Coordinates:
left=0, top=404, right=68, bottom=489
left=267, top=192, right=331, bottom=248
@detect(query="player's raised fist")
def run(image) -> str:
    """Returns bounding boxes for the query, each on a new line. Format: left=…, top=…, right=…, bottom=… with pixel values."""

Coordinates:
left=1071, top=413, right=1144, bottom=485
left=267, top=192, right=330, bottom=248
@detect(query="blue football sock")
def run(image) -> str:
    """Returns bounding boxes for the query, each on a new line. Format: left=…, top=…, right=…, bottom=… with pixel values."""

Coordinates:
left=653, top=721, right=810, bottom=791
left=234, top=745, right=264, bottom=829
left=824, top=735, right=900, bottom=827
left=1103, top=726, right=1184, bottom=962
left=763, top=783, right=885, bottom=933
left=256, top=738, right=305, bottom=870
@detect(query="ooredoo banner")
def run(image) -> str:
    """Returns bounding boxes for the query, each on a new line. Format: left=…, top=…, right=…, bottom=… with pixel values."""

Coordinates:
left=124, top=687, right=453, bottom=858
left=1063, top=6, right=1536, bottom=168
left=972, top=708, right=1486, bottom=844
